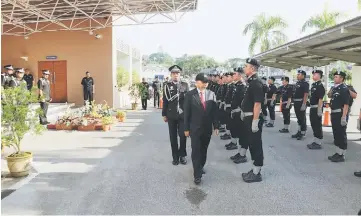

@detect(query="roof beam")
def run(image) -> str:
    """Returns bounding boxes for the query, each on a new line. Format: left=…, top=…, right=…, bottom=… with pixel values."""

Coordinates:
left=259, top=61, right=296, bottom=71
left=341, top=26, right=361, bottom=36
left=275, top=57, right=333, bottom=67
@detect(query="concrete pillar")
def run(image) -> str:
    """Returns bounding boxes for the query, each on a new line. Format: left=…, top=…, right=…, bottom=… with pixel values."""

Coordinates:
left=111, top=25, right=120, bottom=108
left=351, top=65, right=361, bottom=115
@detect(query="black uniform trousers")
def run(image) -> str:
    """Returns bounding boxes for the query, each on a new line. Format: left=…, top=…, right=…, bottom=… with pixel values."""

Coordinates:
left=141, top=98, right=147, bottom=109
left=191, top=132, right=211, bottom=178
left=310, top=108, right=323, bottom=139
left=154, top=91, right=160, bottom=107
left=243, top=116, right=264, bottom=167
left=267, top=100, right=275, bottom=120
left=225, top=108, right=231, bottom=130
left=167, top=118, right=187, bottom=161
left=230, top=112, right=241, bottom=139
left=331, top=112, right=347, bottom=150
left=261, top=103, right=268, bottom=117
left=219, top=104, right=226, bottom=125
left=282, top=103, right=292, bottom=125
left=294, top=102, right=307, bottom=131
left=83, top=88, right=93, bottom=105
left=39, top=101, right=49, bottom=124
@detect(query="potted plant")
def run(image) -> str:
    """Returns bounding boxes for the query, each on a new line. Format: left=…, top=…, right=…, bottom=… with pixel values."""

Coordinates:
left=101, top=116, right=114, bottom=131
left=129, top=83, right=145, bottom=110
left=1, top=83, right=45, bottom=177
left=116, top=110, right=126, bottom=122
left=77, top=117, right=96, bottom=131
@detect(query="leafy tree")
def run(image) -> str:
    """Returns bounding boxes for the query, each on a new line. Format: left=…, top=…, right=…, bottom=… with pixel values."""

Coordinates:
left=116, top=66, right=129, bottom=91
left=148, top=52, right=174, bottom=66
left=175, top=54, right=218, bottom=76
left=223, top=58, right=245, bottom=70
left=301, top=4, right=343, bottom=32
left=358, top=0, right=361, bottom=10
left=243, top=13, right=288, bottom=56
left=132, top=69, right=140, bottom=83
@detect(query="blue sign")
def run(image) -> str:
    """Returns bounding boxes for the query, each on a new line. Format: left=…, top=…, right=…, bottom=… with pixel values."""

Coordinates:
left=46, top=56, right=57, bottom=60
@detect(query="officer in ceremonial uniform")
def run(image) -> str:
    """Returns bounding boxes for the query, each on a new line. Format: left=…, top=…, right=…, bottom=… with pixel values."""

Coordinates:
left=81, top=71, right=95, bottom=105
left=261, top=77, right=268, bottom=124
left=213, top=73, right=221, bottom=93
left=346, top=85, right=357, bottom=122
left=265, top=77, right=277, bottom=127
left=38, top=70, right=52, bottom=125
left=291, top=70, right=309, bottom=140
left=2, top=65, right=15, bottom=88
left=215, top=73, right=225, bottom=133
left=152, top=76, right=162, bottom=108
left=224, top=71, right=236, bottom=150
left=141, top=78, right=150, bottom=110
left=162, top=65, right=190, bottom=165
left=9, top=68, right=27, bottom=89
left=219, top=73, right=231, bottom=140
left=307, top=70, right=325, bottom=150
left=229, top=67, right=248, bottom=163
left=220, top=72, right=233, bottom=140
left=279, top=77, right=293, bottom=133
left=206, top=74, right=213, bottom=90
left=328, top=71, right=350, bottom=163
left=240, top=58, right=264, bottom=183
left=23, top=69, right=34, bottom=90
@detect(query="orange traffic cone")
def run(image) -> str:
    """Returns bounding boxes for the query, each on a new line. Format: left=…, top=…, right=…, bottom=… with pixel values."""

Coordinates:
left=323, top=103, right=331, bottom=127
left=279, top=99, right=282, bottom=112
left=159, top=98, right=163, bottom=109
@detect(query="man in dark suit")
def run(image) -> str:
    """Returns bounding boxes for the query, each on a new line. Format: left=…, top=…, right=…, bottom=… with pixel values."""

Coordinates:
left=184, top=73, right=219, bottom=185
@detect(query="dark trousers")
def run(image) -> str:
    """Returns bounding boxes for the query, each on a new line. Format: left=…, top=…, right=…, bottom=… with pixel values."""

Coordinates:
left=27, top=85, right=33, bottom=91
left=282, top=104, right=292, bottom=125
left=261, top=103, right=268, bottom=117
left=238, top=120, right=248, bottom=149
left=267, top=100, right=275, bottom=120
left=154, top=91, right=160, bottom=107
left=39, top=102, right=49, bottom=124
left=230, top=112, right=241, bottom=138
left=243, top=116, right=264, bottom=167
left=219, top=105, right=226, bottom=125
left=331, top=112, right=347, bottom=150
left=167, top=118, right=187, bottom=161
left=294, top=102, right=307, bottom=131
left=191, top=132, right=211, bottom=178
left=225, top=108, right=231, bottom=130
left=83, top=89, right=93, bottom=105
left=141, top=99, right=147, bottom=109
left=310, top=108, right=323, bottom=139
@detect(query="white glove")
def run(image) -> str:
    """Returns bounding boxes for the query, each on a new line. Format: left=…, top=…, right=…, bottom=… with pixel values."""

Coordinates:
left=219, top=103, right=222, bottom=109
left=341, top=116, right=347, bottom=126
left=286, top=103, right=290, bottom=109
left=357, top=119, right=361, bottom=131
left=317, top=107, right=322, bottom=117
left=252, top=119, right=259, bottom=133
left=300, top=103, right=306, bottom=111
left=264, top=100, right=267, bottom=105
left=240, top=110, right=244, bottom=121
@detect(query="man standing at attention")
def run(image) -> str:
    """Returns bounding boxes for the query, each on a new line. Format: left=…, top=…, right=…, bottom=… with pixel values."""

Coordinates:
left=23, top=69, right=34, bottom=91
left=162, top=65, right=189, bottom=165
left=184, top=73, right=219, bottom=185
left=152, top=76, right=161, bottom=108
left=81, top=71, right=95, bottom=105
left=38, top=70, right=52, bottom=125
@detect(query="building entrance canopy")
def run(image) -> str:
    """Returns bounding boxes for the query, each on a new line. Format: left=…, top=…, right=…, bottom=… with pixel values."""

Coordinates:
left=253, top=16, right=361, bottom=71
left=1, top=0, right=198, bottom=36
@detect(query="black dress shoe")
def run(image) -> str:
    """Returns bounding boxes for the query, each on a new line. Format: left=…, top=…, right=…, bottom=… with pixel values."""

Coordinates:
left=279, top=128, right=289, bottom=133
left=265, top=123, right=274, bottom=127
left=172, top=160, right=179, bottom=165
left=233, top=155, right=247, bottom=164
left=292, top=131, right=301, bottom=138
left=354, top=171, right=361, bottom=177
left=219, top=128, right=226, bottom=133
left=225, top=142, right=232, bottom=148
left=241, top=170, right=253, bottom=178
left=194, top=178, right=201, bottom=185
left=242, top=170, right=262, bottom=183
left=230, top=153, right=240, bottom=160
left=297, top=134, right=304, bottom=140
left=226, top=143, right=237, bottom=150
left=221, top=134, right=231, bottom=140
left=179, top=157, right=187, bottom=165
left=201, top=168, right=206, bottom=174
left=328, top=153, right=345, bottom=163
left=307, top=142, right=322, bottom=150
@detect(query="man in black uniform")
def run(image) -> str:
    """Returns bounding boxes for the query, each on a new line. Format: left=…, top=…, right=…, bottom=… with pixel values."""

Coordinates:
left=216, top=73, right=225, bottom=133
left=9, top=68, right=27, bottom=89
left=38, top=70, right=52, bottom=125
left=224, top=71, right=237, bottom=149
left=23, top=69, right=34, bottom=91
left=240, top=58, right=264, bottom=183
left=307, top=70, right=325, bottom=150
left=220, top=73, right=232, bottom=140
left=81, top=71, right=95, bottom=105
left=229, top=67, right=248, bottom=163
left=346, top=85, right=357, bottom=122
left=328, top=71, right=350, bottom=162
left=265, top=77, right=277, bottom=127
left=1, top=65, right=15, bottom=89
left=279, top=77, right=293, bottom=133
left=291, top=70, right=309, bottom=140
left=152, top=76, right=162, bottom=108
left=141, top=78, right=150, bottom=110
left=162, top=65, right=190, bottom=165
left=213, top=74, right=220, bottom=93
left=261, top=77, right=268, bottom=124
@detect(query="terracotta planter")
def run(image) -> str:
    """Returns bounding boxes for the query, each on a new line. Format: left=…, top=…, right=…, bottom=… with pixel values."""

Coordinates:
left=102, top=125, right=111, bottom=131
left=55, top=124, right=73, bottom=130
left=117, top=117, right=125, bottom=122
left=78, top=124, right=96, bottom=131
left=6, top=152, right=33, bottom=178
left=95, top=124, right=103, bottom=130
left=47, top=124, right=56, bottom=130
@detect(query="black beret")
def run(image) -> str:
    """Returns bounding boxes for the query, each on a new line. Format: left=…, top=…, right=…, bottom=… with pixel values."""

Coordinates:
left=195, top=73, right=208, bottom=83
left=235, top=67, right=244, bottom=73
left=228, top=72, right=234, bottom=76
left=334, top=71, right=346, bottom=78
left=86, top=71, right=90, bottom=74
left=281, top=76, right=289, bottom=82
left=233, top=68, right=237, bottom=72
left=312, top=70, right=323, bottom=76
left=297, top=70, right=306, bottom=76
left=4, top=65, right=14, bottom=70
left=269, top=76, right=275, bottom=81
left=169, top=65, right=182, bottom=73
left=245, top=58, right=260, bottom=67
left=261, top=77, right=267, bottom=80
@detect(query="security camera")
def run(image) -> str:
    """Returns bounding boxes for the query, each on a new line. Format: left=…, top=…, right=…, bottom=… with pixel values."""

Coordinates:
left=95, top=34, right=102, bottom=39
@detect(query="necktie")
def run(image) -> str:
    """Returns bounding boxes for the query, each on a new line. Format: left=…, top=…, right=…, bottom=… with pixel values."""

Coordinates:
left=200, top=91, right=206, bottom=110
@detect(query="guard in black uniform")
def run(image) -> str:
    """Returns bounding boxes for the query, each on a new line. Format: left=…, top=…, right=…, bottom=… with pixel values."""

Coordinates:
left=141, top=78, right=150, bottom=110
left=346, top=85, right=357, bottom=122
left=1, top=65, right=15, bottom=89
left=261, top=77, right=268, bottom=124
left=328, top=71, right=350, bottom=162
left=162, top=65, right=190, bottom=165
left=9, top=68, right=27, bottom=89
left=265, top=77, right=277, bottom=127
left=23, top=69, right=34, bottom=91
left=240, top=58, right=264, bottom=183
left=279, top=77, right=293, bottom=133
left=229, top=67, right=248, bottom=163
left=38, top=70, right=52, bottom=125
left=224, top=71, right=237, bottom=149
left=216, top=73, right=225, bottom=133
left=220, top=73, right=232, bottom=140
left=81, top=71, right=95, bottom=105
left=152, top=76, right=162, bottom=108
left=291, top=70, right=309, bottom=140
left=307, top=70, right=325, bottom=150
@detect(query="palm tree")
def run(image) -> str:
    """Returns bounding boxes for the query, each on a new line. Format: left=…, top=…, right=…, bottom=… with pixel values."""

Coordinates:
left=301, top=4, right=343, bottom=32
left=358, top=0, right=361, bottom=10
left=243, top=13, right=288, bottom=56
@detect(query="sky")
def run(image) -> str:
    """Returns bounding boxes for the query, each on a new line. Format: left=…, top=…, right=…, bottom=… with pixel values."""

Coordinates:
left=115, top=0, right=360, bottom=62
